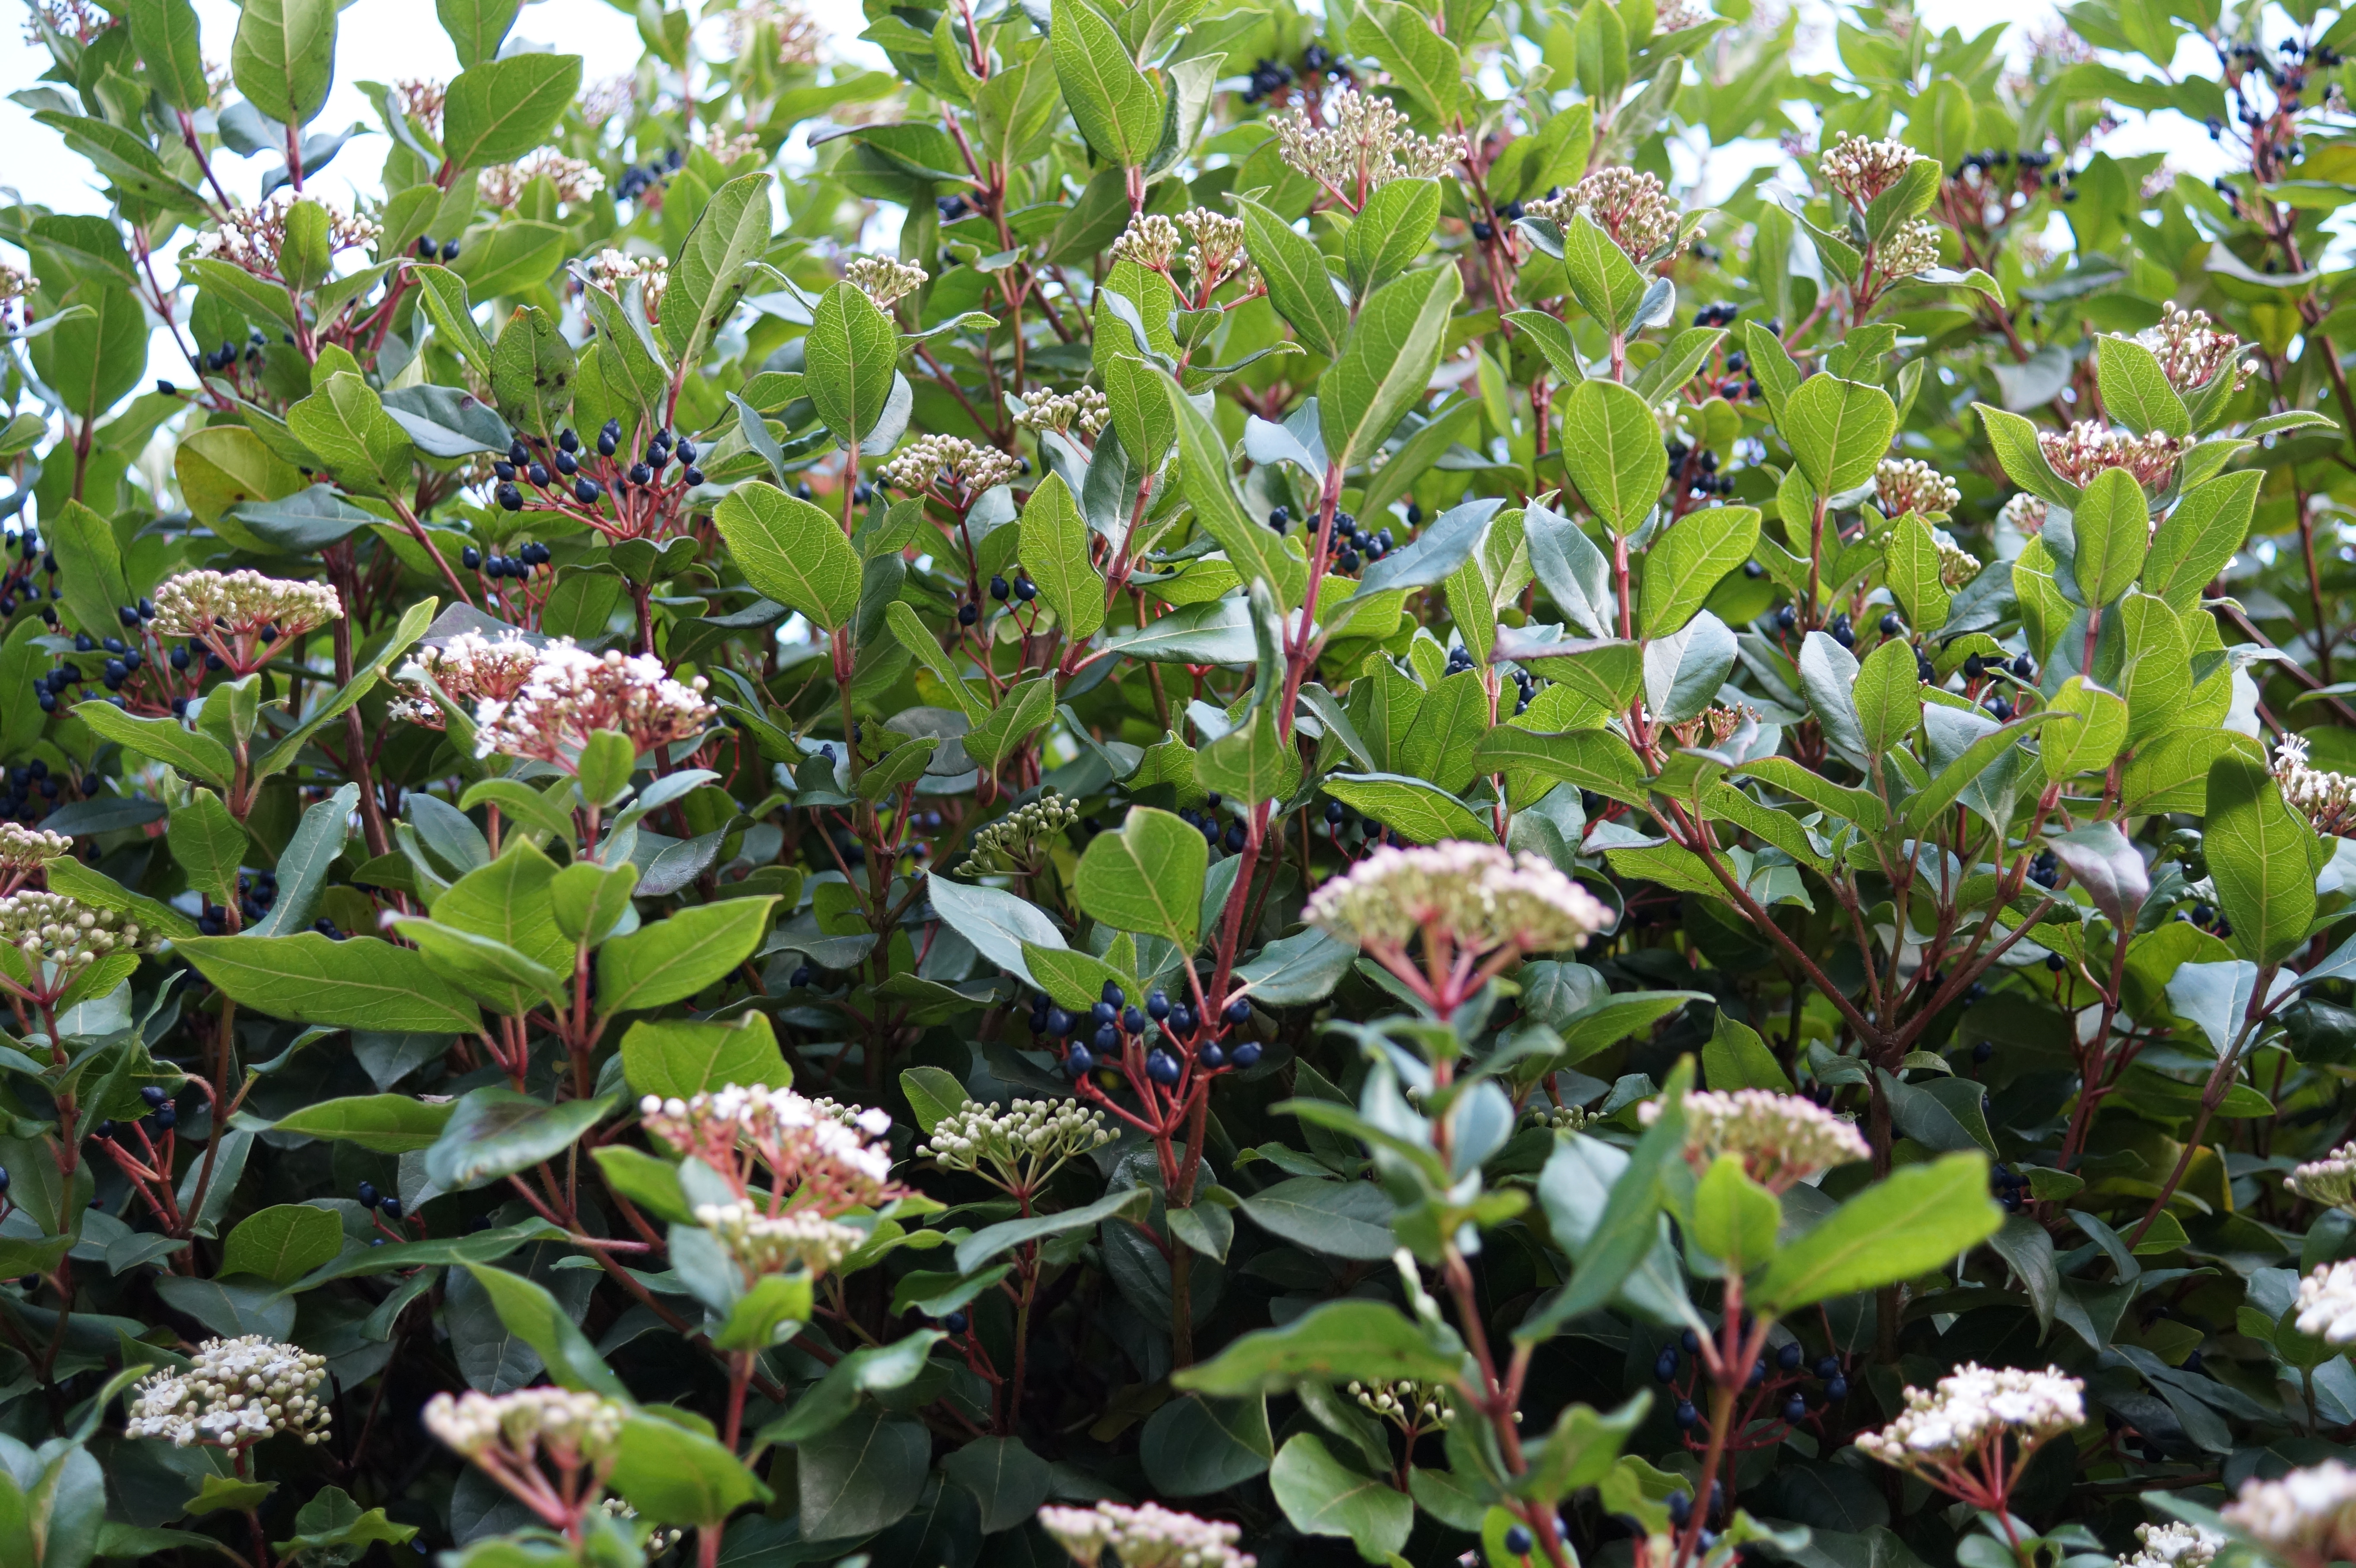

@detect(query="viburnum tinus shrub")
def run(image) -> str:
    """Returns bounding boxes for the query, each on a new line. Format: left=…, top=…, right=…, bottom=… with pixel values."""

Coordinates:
left=6, top=0, right=2356, bottom=1563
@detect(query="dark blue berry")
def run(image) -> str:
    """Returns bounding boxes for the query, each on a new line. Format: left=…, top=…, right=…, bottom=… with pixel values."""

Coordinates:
left=1505, top=1525, right=1534, bottom=1556
left=379, top=1198, right=402, bottom=1220
left=1146, top=1050, right=1181, bottom=1085
left=1229, top=1042, right=1262, bottom=1069
left=1146, top=989, right=1170, bottom=1021
left=1065, top=1044, right=1094, bottom=1076
left=357, top=1181, right=380, bottom=1208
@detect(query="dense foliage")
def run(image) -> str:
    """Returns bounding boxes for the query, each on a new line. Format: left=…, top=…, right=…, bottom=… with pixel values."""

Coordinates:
left=5, top=0, right=2356, bottom=1565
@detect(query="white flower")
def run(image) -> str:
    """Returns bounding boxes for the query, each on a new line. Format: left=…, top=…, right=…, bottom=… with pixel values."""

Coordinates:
left=423, top=1387, right=627, bottom=1463
left=1108, top=214, right=1181, bottom=272
left=723, top=0, right=823, bottom=65
left=394, top=629, right=546, bottom=729
left=2224, top=1460, right=2356, bottom=1568
left=2272, top=734, right=2356, bottom=838
left=194, top=193, right=381, bottom=277
left=1857, top=1363, right=2083, bottom=1477
left=0, top=890, right=145, bottom=1004
left=2037, top=421, right=2187, bottom=490
left=588, top=248, right=670, bottom=320
left=1349, top=1377, right=1454, bottom=1429
left=1272, top=85, right=1465, bottom=207
left=2292, top=1138, right=2356, bottom=1210
left=880, top=433, right=1023, bottom=499
left=152, top=569, right=343, bottom=672
left=843, top=255, right=928, bottom=308
left=1526, top=167, right=1691, bottom=264
left=1820, top=133, right=1929, bottom=208
left=478, top=150, right=607, bottom=208
left=640, top=1084, right=905, bottom=1214
left=1305, top=841, right=1611, bottom=958
left=2297, top=1259, right=2356, bottom=1344
left=125, top=1336, right=329, bottom=1449
left=1177, top=209, right=1250, bottom=289
left=1013, top=387, right=1112, bottom=438
left=694, top=1201, right=864, bottom=1276
left=2000, top=493, right=2049, bottom=537
left=925, top=1097, right=1111, bottom=1190
left=1875, top=457, right=1961, bottom=517
left=2135, top=303, right=2254, bottom=394
left=1638, top=1089, right=1870, bottom=1191
left=1039, top=1501, right=1257, bottom=1568
left=2122, top=1521, right=2224, bottom=1568
left=470, top=641, right=714, bottom=770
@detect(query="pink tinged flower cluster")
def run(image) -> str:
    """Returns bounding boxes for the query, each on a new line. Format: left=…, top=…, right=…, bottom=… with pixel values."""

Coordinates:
left=1039, top=1501, right=1257, bottom=1568
left=2037, top=421, right=2188, bottom=490
left=152, top=569, right=343, bottom=674
left=1306, top=840, right=1611, bottom=957
left=393, top=629, right=547, bottom=727
left=1857, top=1363, right=2084, bottom=1499
left=470, top=641, right=714, bottom=770
left=639, top=1084, right=904, bottom=1216
left=2224, top=1460, right=2356, bottom=1568
left=1638, top=1089, right=1870, bottom=1192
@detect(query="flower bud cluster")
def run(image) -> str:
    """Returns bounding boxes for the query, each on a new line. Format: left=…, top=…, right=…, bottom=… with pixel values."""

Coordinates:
left=391, top=78, right=446, bottom=136
left=1820, top=133, right=1927, bottom=208
left=2223, top=1460, right=2356, bottom=1568
left=423, top=1388, right=627, bottom=1465
left=1640, top=1089, right=1869, bottom=1191
left=2135, top=303, right=2254, bottom=394
left=1524, top=1103, right=1597, bottom=1132
left=703, top=126, right=765, bottom=164
left=724, top=0, right=824, bottom=65
left=2296, top=1258, right=2356, bottom=1344
left=694, top=1201, right=864, bottom=1275
left=2036, top=421, right=2187, bottom=490
left=1109, top=214, right=1182, bottom=272
left=1013, top=386, right=1112, bottom=438
left=1875, top=458, right=1961, bottom=517
left=1656, top=0, right=1711, bottom=29
left=881, top=433, right=1023, bottom=499
left=194, top=193, right=381, bottom=278
left=589, top=248, right=670, bottom=320
left=2272, top=733, right=2356, bottom=838
left=2120, top=1522, right=2222, bottom=1568
left=925, top=1097, right=1111, bottom=1187
left=1878, top=218, right=1942, bottom=276
left=152, top=569, right=343, bottom=657
left=1999, top=493, right=2049, bottom=537
left=0, top=263, right=34, bottom=329
left=125, top=1336, right=330, bottom=1448
left=964, top=792, right=1083, bottom=875
left=1039, top=1500, right=1257, bottom=1568
left=1178, top=209, right=1250, bottom=288
left=1273, top=86, right=1465, bottom=204
left=600, top=1497, right=683, bottom=1556
left=1856, top=1363, right=2084, bottom=1470
left=1530, top=167, right=1690, bottom=264
left=393, top=629, right=547, bottom=728
left=478, top=150, right=607, bottom=208
left=1349, top=1377, right=1454, bottom=1428
left=0, top=822, right=70, bottom=874
left=470, top=641, right=715, bottom=770
left=844, top=255, right=928, bottom=308
left=0, top=890, right=144, bottom=999
left=1936, top=532, right=1983, bottom=589
left=640, top=1084, right=904, bottom=1214
left=1305, top=841, right=1610, bottom=958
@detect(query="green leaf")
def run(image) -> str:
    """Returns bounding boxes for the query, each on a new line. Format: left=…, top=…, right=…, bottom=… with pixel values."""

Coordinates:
left=423, top=1088, right=617, bottom=1191
left=220, top=1204, right=343, bottom=1284
left=622, top=1014, right=792, bottom=1101
left=953, top=1185, right=1151, bottom=1275
left=175, top=933, right=482, bottom=1033
left=899, top=1066, right=967, bottom=1134
left=1016, top=471, right=1105, bottom=639
left=713, top=482, right=863, bottom=630
left=440, top=52, right=583, bottom=169
left=2205, top=749, right=2318, bottom=966
left=436, top=0, right=519, bottom=66
left=1238, top=1176, right=1400, bottom=1260
left=1346, top=0, right=1458, bottom=119
left=806, top=281, right=902, bottom=446
left=1702, top=1010, right=1793, bottom=1093
left=285, top=372, right=414, bottom=498
left=1324, top=771, right=1493, bottom=843
left=793, top=1407, right=928, bottom=1540
left=1470, top=728, right=1648, bottom=807
left=75, top=701, right=233, bottom=790
left=1074, top=805, right=1208, bottom=948
left=1973, top=402, right=2078, bottom=506
left=1641, top=506, right=1759, bottom=635
left=1240, top=196, right=1347, bottom=359
left=1558, top=378, right=1667, bottom=537
left=1270, top=1432, right=1413, bottom=1559
left=2143, top=469, right=2259, bottom=611
left=125, top=0, right=210, bottom=113
left=1163, top=370, right=1295, bottom=611
left=1780, top=375, right=1897, bottom=498
left=231, top=0, right=337, bottom=127
left=1320, top=264, right=1463, bottom=470
left=1881, top=510, right=1954, bottom=632
left=664, top=172, right=774, bottom=367
left=268, top=1094, right=456, bottom=1153
left=1752, top=1152, right=2001, bottom=1312
left=1691, top=1154, right=1782, bottom=1273
left=1140, top=1395, right=1274, bottom=1497
left=2094, top=335, right=2190, bottom=437
left=614, top=1411, right=771, bottom=1527
left=270, top=1485, right=418, bottom=1560
left=941, top=1436, right=1052, bottom=1533
left=1850, top=635, right=1922, bottom=756
left=1555, top=212, right=1648, bottom=334
left=757, top=1330, right=945, bottom=1446
left=1051, top=0, right=1162, bottom=167
left=1177, top=1300, right=1466, bottom=1396
left=166, top=790, right=247, bottom=906
left=46, top=497, right=134, bottom=644
left=2067, top=466, right=2150, bottom=607
left=457, top=1263, right=629, bottom=1397
left=597, top=897, right=778, bottom=1014
left=1515, top=1394, right=1649, bottom=1502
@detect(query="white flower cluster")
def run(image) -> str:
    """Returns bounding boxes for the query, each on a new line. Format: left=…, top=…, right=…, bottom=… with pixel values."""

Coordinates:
left=153, top=569, right=343, bottom=644
left=2296, top=1258, right=2356, bottom=1344
left=2272, top=733, right=2356, bottom=838
left=925, top=1097, right=1111, bottom=1188
left=1879, top=218, right=1943, bottom=276
left=391, top=78, right=445, bottom=136
left=1875, top=457, right=1961, bottom=517
left=1109, top=213, right=1182, bottom=272
left=0, top=262, right=33, bottom=328
left=1638, top=1089, right=1869, bottom=1191
left=1935, top=531, right=1983, bottom=589
left=393, top=629, right=546, bottom=728
left=579, top=74, right=636, bottom=128
left=0, top=822, right=70, bottom=873
left=1178, top=209, right=1250, bottom=289
left=2037, top=421, right=2187, bottom=490
left=844, top=255, right=928, bottom=308
left=724, top=0, right=824, bottom=65
left=2000, top=493, right=2049, bottom=537
left=1820, top=133, right=1928, bottom=208
left=423, top=1387, right=627, bottom=1464
left=2224, top=1460, right=2356, bottom=1568
left=1856, top=1363, right=2084, bottom=1470
left=640, top=1084, right=903, bottom=1214
left=703, top=125, right=765, bottom=164
left=478, top=150, right=607, bottom=208
left=2136, top=303, right=2254, bottom=394
left=589, top=248, right=670, bottom=320
left=1305, top=841, right=1611, bottom=958
left=125, top=1336, right=330, bottom=1448
left=964, top=793, right=1084, bottom=875
left=694, top=1201, right=864, bottom=1276
left=2120, top=1522, right=2223, bottom=1568
left=0, top=890, right=144, bottom=999
left=194, top=193, right=381, bottom=277
left=880, top=433, right=1023, bottom=498
left=2291, top=1138, right=2356, bottom=1211
left=1349, top=1377, right=1454, bottom=1429
left=1013, top=386, right=1112, bottom=438
left=1273, top=86, right=1465, bottom=205
left=1039, top=1501, right=1257, bottom=1568
left=470, top=641, right=715, bottom=770
left=1528, top=167, right=1690, bottom=264
left=1656, top=0, right=1711, bottom=29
